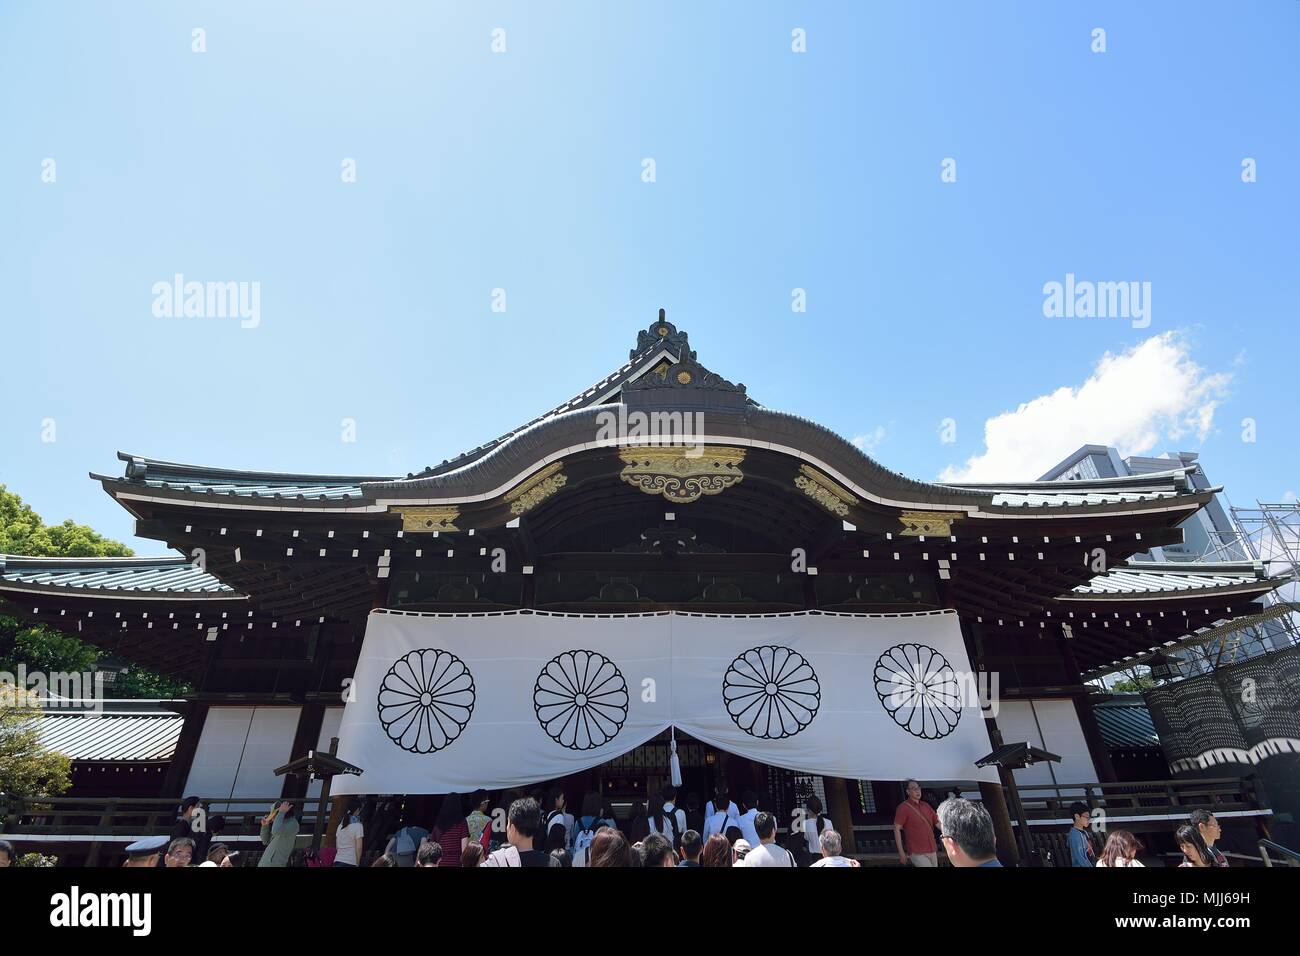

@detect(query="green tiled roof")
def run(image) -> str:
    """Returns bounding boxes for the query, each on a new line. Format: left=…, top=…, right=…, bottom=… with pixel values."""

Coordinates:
left=0, top=555, right=237, bottom=595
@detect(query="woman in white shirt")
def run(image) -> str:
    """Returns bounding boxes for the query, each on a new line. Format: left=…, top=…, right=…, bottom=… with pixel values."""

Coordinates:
left=802, top=796, right=833, bottom=857
left=1095, top=829, right=1145, bottom=867
left=333, top=799, right=364, bottom=867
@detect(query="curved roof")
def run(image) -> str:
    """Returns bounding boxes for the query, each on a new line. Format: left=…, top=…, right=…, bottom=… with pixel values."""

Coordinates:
left=37, top=700, right=183, bottom=761
left=93, top=314, right=1217, bottom=522
left=1063, top=561, right=1285, bottom=600
left=0, top=554, right=238, bottom=597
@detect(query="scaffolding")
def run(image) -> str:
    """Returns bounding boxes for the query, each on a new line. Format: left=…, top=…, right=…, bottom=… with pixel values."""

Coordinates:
left=1101, top=501, right=1300, bottom=690
left=1182, top=499, right=1300, bottom=671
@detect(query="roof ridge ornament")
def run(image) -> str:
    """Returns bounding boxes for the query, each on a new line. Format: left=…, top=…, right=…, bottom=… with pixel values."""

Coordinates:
left=632, top=308, right=695, bottom=361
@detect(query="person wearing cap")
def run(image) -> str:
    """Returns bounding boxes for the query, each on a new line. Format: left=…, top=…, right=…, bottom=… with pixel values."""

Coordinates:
left=732, top=838, right=752, bottom=862
left=123, top=835, right=169, bottom=868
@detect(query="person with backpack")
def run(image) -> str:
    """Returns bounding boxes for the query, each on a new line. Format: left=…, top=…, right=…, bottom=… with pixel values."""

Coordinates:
left=431, top=793, right=470, bottom=867
left=704, top=784, right=738, bottom=823
left=570, top=792, right=613, bottom=867
left=801, top=796, right=833, bottom=861
left=702, top=788, right=739, bottom=843
left=541, top=786, right=570, bottom=850
left=383, top=810, right=430, bottom=868
left=646, top=793, right=681, bottom=849
left=482, top=797, right=561, bottom=867
left=660, top=785, right=688, bottom=840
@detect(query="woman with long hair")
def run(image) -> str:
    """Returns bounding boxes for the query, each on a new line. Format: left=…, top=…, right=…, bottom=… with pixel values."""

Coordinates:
left=1175, top=824, right=1214, bottom=867
left=334, top=799, right=364, bottom=868
left=627, top=800, right=650, bottom=843
left=701, top=833, right=733, bottom=867
left=1096, top=829, right=1144, bottom=867
left=646, top=793, right=678, bottom=847
left=801, top=796, right=832, bottom=859
left=432, top=793, right=470, bottom=867
left=587, top=827, right=633, bottom=867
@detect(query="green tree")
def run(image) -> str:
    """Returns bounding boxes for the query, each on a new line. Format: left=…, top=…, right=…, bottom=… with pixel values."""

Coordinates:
left=0, top=689, right=72, bottom=797
left=0, top=486, right=189, bottom=697
left=0, top=486, right=133, bottom=558
left=1111, top=673, right=1156, bottom=693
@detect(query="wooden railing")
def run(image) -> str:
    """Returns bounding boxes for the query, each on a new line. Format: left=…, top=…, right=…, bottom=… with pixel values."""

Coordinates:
left=960, top=777, right=1264, bottom=822
left=0, top=794, right=327, bottom=865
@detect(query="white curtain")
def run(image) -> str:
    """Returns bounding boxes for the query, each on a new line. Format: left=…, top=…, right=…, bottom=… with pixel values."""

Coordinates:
left=331, top=608, right=997, bottom=794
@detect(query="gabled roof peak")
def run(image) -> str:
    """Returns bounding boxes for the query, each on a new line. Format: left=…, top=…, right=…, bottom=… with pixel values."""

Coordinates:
left=631, top=308, right=695, bottom=362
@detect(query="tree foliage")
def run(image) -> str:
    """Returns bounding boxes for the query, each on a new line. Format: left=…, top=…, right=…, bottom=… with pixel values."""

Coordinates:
left=0, top=485, right=133, bottom=558
left=0, top=689, right=72, bottom=798
left=0, top=486, right=189, bottom=697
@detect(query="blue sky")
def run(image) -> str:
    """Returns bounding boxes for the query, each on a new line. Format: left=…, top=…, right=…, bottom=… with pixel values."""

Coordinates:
left=2, top=1, right=1297, bottom=550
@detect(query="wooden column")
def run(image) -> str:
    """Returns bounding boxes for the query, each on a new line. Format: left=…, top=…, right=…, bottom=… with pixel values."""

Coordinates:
left=823, top=777, right=858, bottom=856
left=281, top=626, right=336, bottom=799
left=161, top=702, right=208, bottom=797
left=162, top=627, right=223, bottom=797
left=958, top=616, right=1022, bottom=867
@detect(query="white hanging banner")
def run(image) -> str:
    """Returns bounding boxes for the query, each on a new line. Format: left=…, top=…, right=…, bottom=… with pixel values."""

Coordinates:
left=332, top=608, right=997, bottom=794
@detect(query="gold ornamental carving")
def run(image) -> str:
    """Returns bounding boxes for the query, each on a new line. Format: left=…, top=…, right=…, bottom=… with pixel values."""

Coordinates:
left=793, top=464, right=859, bottom=517
left=504, top=462, right=568, bottom=515
left=392, top=506, right=460, bottom=533
left=899, top=511, right=959, bottom=536
left=618, top=446, right=745, bottom=504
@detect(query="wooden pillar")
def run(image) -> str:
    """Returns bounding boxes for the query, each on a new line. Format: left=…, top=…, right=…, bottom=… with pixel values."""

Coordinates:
left=281, top=625, right=336, bottom=799
left=978, top=780, right=1019, bottom=867
left=281, top=704, right=326, bottom=800
left=162, top=627, right=222, bottom=797
left=959, top=616, right=1022, bottom=867
left=161, top=702, right=208, bottom=797
left=823, top=777, right=858, bottom=856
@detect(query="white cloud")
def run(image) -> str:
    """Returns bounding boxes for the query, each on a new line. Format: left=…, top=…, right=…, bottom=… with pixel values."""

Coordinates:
left=940, top=333, right=1231, bottom=483
left=852, top=425, right=887, bottom=455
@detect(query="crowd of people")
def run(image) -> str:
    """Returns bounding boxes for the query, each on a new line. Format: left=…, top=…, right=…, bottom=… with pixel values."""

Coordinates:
left=18, top=779, right=1234, bottom=869
left=1064, top=803, right=1231, bottom=868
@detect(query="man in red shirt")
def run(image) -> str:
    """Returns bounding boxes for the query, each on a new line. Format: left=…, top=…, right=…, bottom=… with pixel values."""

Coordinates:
left=893, top=779, right=942, bottom=867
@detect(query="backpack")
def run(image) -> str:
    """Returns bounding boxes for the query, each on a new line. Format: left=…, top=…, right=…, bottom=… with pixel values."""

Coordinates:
left=483, top=845, right=521, bottom=867
left=393, top=826, right=424, bottom=866
left=542, top=810, right=566, bottom=851
left=572, top=821, right=598, bottom=867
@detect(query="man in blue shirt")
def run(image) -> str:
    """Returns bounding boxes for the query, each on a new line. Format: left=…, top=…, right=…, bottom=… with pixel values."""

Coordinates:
left=1067, top=801, right=1097, bottom=867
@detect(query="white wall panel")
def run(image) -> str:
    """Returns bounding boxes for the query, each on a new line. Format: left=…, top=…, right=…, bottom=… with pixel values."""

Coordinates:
left=182, top=705, right=301, bottom=809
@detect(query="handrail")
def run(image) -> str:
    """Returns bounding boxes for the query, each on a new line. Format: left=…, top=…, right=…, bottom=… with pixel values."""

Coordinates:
left=1258, top=839, right=1300, bottom=867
